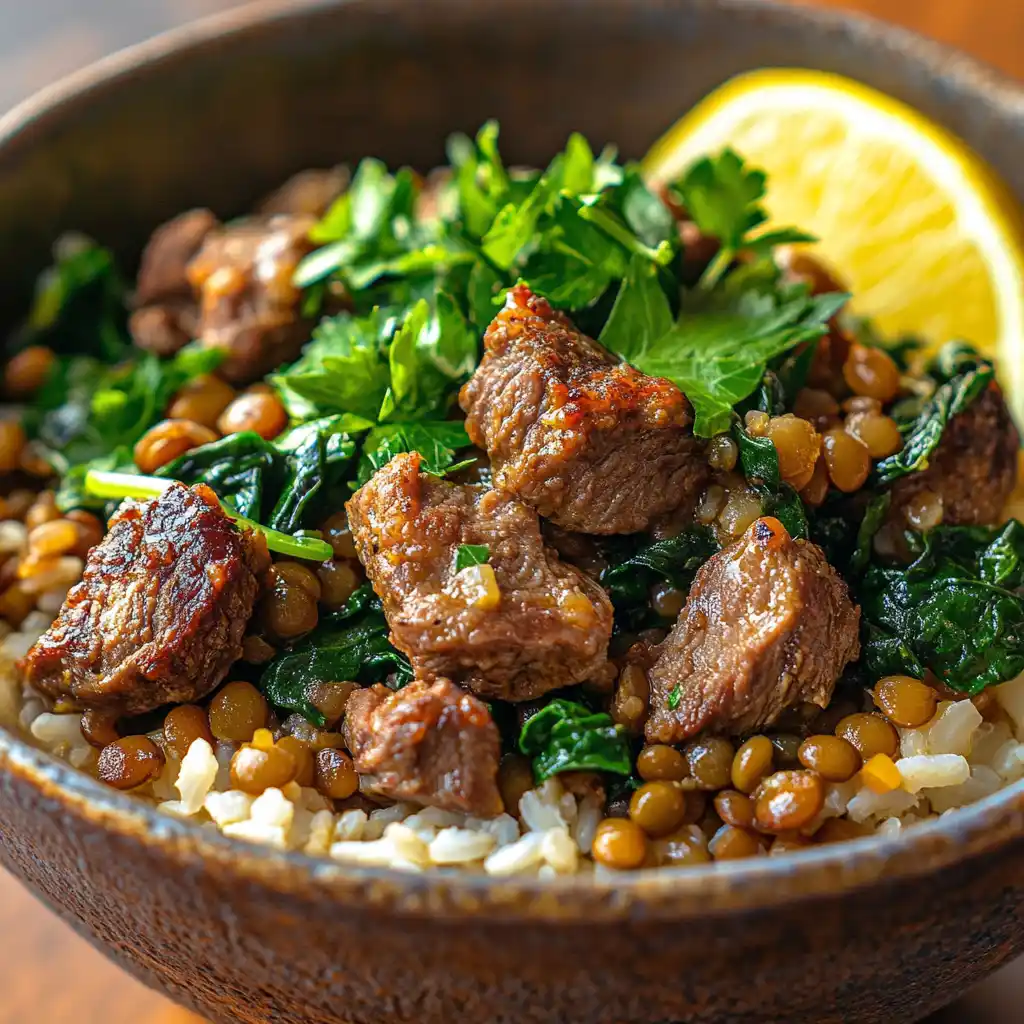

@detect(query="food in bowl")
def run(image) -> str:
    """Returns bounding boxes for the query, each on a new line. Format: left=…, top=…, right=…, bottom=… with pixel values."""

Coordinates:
left=2, top=109, right=1023, bottom=877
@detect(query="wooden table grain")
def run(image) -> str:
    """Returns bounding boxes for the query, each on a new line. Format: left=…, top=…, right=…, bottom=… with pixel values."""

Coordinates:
left=0, top=2, right=1021, bottom=1022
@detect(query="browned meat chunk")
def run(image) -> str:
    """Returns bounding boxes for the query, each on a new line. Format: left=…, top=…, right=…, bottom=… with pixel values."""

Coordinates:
left=343, top=678, right=503, bottom=817
left=20, top=484, right=268, bottom=715
left=256, top=167, right=349, bottom=218
left=346, top=451, right=613, bottom=702
left=130, top=208, right=219, bottom=357
left=646, top=517, right=860, bottom=744
left=185, top=214, right=317, bottom=383
left=891, top=382, right=1020, bottom=526
left=459, top=284, right=707, bottom=534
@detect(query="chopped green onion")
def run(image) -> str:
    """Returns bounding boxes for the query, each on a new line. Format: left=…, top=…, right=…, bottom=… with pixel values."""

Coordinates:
left=83, top=470, right=334, bottom=561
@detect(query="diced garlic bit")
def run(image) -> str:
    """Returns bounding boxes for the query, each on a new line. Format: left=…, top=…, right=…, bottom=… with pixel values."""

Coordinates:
left=450, top=563, right=501, bottom=610
left=897, top=754, right=970, bottom=793
left=204, top=790, right=255, bottom=827
left=484, top=831, right=546, bottom=876
left=926, top=700, right=982, bottom=757
left=429, top=827, right=497, bottom=864
left=176, top=738, right=220, bottom=814
left=994, top=672, right=1024, bottom=733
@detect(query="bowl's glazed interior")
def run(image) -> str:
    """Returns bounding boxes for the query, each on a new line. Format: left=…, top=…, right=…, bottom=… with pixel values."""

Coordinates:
left=1, top=2, right=1024, bottom=1022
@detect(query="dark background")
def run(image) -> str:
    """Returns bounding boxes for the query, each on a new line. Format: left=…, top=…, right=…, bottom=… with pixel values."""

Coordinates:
left=0, top=1, right=1020, bottom=1021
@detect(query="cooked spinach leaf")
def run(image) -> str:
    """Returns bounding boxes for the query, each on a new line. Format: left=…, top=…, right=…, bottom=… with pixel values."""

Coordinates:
left=356, top=420, right=472, bottom=485
left=860, top=520, right=1024, bottom=693
left=731, top=420, right=809, bottom=540
left=259, top=584, right=412, bottom=725
left=875, top=343, right=994, bottom=484
left=518, top=699, right=632, bottom=782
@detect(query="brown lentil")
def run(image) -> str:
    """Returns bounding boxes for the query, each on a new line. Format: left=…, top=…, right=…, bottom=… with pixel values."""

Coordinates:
left=273, top=561, right=323, bottom=600
left=163, top=704, right=215, bottom=760
left=768, top=733, right=803, bottom=768
left=27, top=519, right=78, bottom=559
left=24, top=492, right=59, bottom=531
left=4, top=345, right=56, bottom=397
left=4, top=489, right=36, bottom=521
left=0, top=421, right=26, bottom=473
left=717, top=488, right=763, bottom=540
left=873, top=675, right=938, bottom=728
left=731, top=735, right=775, bottom=793
left=217, top=392, right=288, bottom=440
left=685, top=737, right=735, bottom=790
left=591, top=818, right=648, bottom=870
left=764, top=414, right=821, bottom=490
left=167, top=374, right=236, bottom=430
left=317, top=558, right=360, bottom=609
left=232, top=739, right=297, bottom=794
left=277, top=736, right=315, bottom=787
left=842, top=343, right=900, bottom=403
left=654, top=827, right=711, bottom=866
left=636, top=744, right=689, bottom=782
left=706, top=435, right=739, bottom=471
left=610, top=663, right=649, bottom=736
left=307, top=680, right=358, bottom=725
left=649, top=581, right=685, bottom=620
left=134, top=419, right=219, bottom=474
left=814, top=817, right=871, bottom=843
left=713, top=789, right=756, bottom=829
left=744, top=410, right=770, bottom=437
left=208, top=681, right=268, bottom=743
left=695, top=484, right=727, bottom=525
left=241, top=635, right=277, bottom=664
left=321, top=510, right=358, bottom=560
left=835, top=712, right=899, bottom=759
left=80, top=710, right=120, bottom=749
left=263, top=566, right=320, bottom=640
left=797, top=734, right=861, bottom=781
left=708, top=824, right=763, bottom=860
left=754, top=770, right=825, bottom=833
left=842, top=395, right=882, bottom=415
left=844, top=410, right=903, bottom=459
left=770, top=832, right=814, bottom=854
left=97, top=736, right=165, bottom=790
left=64, top=509, right=104, bottom=558
left=629, top=781, right=688, bottom=837
left=799, top=456, right=831, bottom=508
left=902, top=489, right=944, bottom=531
left=792, top=388, right=840, bottom=430
left=314, top=748, right=359, bottom=800
left=822, top=426, right=871, bottom=492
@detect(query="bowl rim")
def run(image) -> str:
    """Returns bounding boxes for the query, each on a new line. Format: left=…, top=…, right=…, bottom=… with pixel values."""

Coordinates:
left=1, top=0, right=1024, bottom=922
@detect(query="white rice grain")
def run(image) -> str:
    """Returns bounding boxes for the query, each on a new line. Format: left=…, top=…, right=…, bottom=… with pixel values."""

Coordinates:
left=429, top=827, right=496, bottom=865
left=897, top=754, right=971, bottom=793
left=304, top=810, right=336, bottom=857
left=520, top=780, right=566, bottom=832
left=992, top=739, right=1024, bottom=783
left=847, top=784, right=919, bottom=823
left=927, top=700, right=982, bottom=757
left=204, top=790, right=255, bottom=827
left=484, top=831, right=546, bottom=875
left=334, top=809, right=369, bottom=841
left=222, top=819, right=289, bottom=849
left=541, top=827, right=578, bottom=874
left=363, top=803, right=412, bottom=841
left=175, top=739, right=220, bottom=815
left=572, top=795, right=603, bottom=856
left=384, top=823, right=431, bottom=867
left=924, top=764, right=1002, bottom=813
left=995, top=673, right=1024, bottom=734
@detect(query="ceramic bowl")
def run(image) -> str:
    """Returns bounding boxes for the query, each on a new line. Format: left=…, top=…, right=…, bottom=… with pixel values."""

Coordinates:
left=1, top=2, right=1023, bottom=1022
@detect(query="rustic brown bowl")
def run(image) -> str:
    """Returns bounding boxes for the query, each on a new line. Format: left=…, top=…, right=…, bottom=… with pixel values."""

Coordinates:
left=1, top=2, right=1023, bottom=1022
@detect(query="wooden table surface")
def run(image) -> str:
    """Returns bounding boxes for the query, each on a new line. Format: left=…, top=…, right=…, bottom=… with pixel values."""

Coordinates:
left=0, top=1, right=1021, bottom=1022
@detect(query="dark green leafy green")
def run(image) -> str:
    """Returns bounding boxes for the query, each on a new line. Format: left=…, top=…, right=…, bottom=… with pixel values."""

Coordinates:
left=355, top=420, right=472, bottom=486
left=861, top=520, right=1024, bottom=693
left=259, top=585, right=412, bottom=725
left=875, top=343, right=994, bottom=484
left=455, top=544, right=490, bottom=571
left=850, top=493, right=892, bottom=574
left=518, top=699, right=632, bottom=782
left=731, top=420, right=809, bottom=540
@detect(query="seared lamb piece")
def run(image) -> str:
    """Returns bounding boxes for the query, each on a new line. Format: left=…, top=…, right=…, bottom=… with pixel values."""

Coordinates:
left=130, top=208, right=220, bottom=357
left=21, top=483, right=268, bottom=715
left=646, top=517, right=860, bottom=744
left=891, top=382, right=1020, bottom=526
left=185, top=213, right=318, bottom=383
left=346, top=451, right=613, bottom=702
left=459, top=284, right=707, bottom=534
left=343, top=679, right=503, bottom=817
left=256, top=167, right=348, bottom=218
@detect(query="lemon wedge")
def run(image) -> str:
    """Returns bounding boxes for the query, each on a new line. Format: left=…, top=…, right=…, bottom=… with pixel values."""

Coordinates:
left=643, top=69, right=1024, bottom=422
